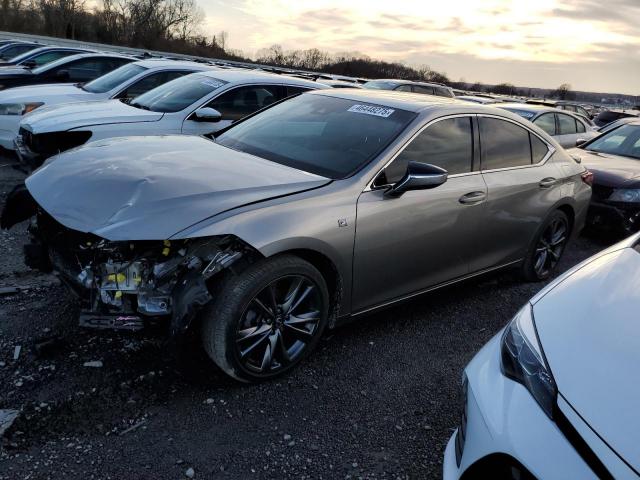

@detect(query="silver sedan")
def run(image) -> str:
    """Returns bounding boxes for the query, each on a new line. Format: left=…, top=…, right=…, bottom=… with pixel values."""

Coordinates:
left=2, top=90, right=592, bottom=382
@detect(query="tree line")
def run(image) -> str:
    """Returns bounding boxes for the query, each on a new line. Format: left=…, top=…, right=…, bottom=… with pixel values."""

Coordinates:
left=0, top=0, right=452, bottom=82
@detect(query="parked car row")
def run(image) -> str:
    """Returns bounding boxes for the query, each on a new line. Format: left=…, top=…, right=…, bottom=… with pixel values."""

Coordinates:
left=1, top=35, right=640, bottom=480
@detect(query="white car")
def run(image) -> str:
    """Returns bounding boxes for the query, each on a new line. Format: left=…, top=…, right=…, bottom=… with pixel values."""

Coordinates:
left=16, top=69, right=328, bottom=167
left=0, top=59, right=214, bottom=151
left=498, top=103, right=599, bottom=149
left=444, top=233, right=640, bottom=479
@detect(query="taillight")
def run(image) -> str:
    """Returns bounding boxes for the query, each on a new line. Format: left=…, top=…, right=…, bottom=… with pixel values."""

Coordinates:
left=581, top=170, right=594, bottom=186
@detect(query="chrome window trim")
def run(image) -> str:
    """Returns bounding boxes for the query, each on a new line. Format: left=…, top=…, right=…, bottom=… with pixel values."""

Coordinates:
left=364, top=113, right=478, bottom=192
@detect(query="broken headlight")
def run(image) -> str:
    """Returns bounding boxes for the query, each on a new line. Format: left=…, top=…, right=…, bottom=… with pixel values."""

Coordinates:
left=500, top=304, right=557, bottom=419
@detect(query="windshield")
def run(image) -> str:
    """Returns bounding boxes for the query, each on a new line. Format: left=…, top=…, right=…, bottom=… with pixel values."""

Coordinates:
left=6, top=48, right=44, bottom=64
left=82, top=63, right=147, bottom=93
left=216, top=94, right=416, bottom=179
left=362, top=80, right=398, bottom=90
left=585, top=124, right=640, bottom=160
left=130, top=74, right=227, bottom=112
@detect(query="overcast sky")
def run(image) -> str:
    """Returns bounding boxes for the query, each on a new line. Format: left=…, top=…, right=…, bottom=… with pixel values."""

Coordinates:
left=199, top=0, right=640, bottom=95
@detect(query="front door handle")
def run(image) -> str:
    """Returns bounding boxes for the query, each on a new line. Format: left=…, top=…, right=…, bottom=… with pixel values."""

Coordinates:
left=459, top=191, right=486, bottom=205
left=539, top=177, right=557, bottom=188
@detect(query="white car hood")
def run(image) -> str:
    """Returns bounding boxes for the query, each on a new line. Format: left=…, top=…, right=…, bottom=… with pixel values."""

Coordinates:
left=21, top=99, right=163, bottom=133
left=533, top=246, right=640, bottom=471
left=0, top=83, right=93, bottom=104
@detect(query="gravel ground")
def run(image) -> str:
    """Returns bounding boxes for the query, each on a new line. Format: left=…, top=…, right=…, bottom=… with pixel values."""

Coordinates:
left=0, top=152, right=612, bottom=479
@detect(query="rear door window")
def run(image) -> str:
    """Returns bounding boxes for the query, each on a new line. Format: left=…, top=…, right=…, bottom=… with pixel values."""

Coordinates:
left=479, top=117, right=532, bottom=170
left=395, top=84, right=413, bottom=92
left=382, top=117, right=473, bottom=184
left=413, top=85, right=436, bottom=95
left=557, top=114, right=577, bottom=135
left=530, top=134, right=549, bottom=163
left=533, top=113, right=556, bottom=136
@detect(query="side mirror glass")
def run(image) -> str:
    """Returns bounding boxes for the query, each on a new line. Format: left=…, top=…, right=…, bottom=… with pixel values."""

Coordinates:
left=192, top=107, right=222, bottom=123
left=384, top=161, right=448, bottom=197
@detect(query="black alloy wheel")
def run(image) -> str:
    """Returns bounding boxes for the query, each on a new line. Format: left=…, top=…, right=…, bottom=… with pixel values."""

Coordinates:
left=201, top=255, right=329, bottom=382
left=235, top=275, right=322, bottom=375
left=533, top=215, right=569, bottom=278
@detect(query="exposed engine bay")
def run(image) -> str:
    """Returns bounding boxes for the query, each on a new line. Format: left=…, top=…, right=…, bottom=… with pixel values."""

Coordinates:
left=22, top=208, right=246, bottom=335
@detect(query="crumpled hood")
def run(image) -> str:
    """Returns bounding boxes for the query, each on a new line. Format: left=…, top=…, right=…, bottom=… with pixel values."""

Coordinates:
left=26, top=135, right=330, bottom=240
left=533, top=246, right=640, bottom=471
left=0, top=83, right=88, bottom=104
left=569, top=148, right=640, bottom=188
left=21, top=99, right=163, bottom=133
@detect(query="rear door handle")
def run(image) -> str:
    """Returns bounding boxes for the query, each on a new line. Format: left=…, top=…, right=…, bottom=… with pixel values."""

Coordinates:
left=459, top=191, right=486, bottom=205
left=539, top=177, right=557, bottom=188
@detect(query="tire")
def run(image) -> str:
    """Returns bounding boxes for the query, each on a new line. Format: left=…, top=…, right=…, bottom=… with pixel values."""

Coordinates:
left=200, top=254, right=330, bottom=383
left=521, top=210, right=571, bottom=281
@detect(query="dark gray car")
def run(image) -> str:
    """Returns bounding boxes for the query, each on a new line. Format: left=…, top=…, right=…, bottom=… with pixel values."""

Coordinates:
left=1, top=90, right=592, bottom=382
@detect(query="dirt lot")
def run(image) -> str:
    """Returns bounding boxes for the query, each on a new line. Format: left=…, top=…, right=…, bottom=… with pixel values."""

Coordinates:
left=0, top=153, right=610, bottom=479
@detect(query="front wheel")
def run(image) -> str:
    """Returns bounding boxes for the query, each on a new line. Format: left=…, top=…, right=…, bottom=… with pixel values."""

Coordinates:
left=521, top=210, right=570, bottom=281
left=200, top=255, right=329, bottom=382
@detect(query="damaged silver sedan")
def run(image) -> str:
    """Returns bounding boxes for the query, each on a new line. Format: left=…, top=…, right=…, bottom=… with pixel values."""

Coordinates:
left=1, top=89, right=592, bottom=382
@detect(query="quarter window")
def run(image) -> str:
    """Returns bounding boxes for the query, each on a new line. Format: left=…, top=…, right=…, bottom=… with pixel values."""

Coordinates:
left=576, top=119, right=586, bottom=133
left=207, top=85, right=281, bottom=121
left=530, top=134, right=549, bottom=163
left=383, top=117, right=473, bottom=184
left=533, top=113, right=556, bottom=136
left=479, top=117, right=531, bottom=170
left=557, top=114, right=577, bottom=135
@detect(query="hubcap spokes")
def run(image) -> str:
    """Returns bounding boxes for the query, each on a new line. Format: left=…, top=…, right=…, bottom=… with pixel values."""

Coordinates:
left=235, top=275, right=321, bottom=375
left=534, top=218, right=567, bottom=277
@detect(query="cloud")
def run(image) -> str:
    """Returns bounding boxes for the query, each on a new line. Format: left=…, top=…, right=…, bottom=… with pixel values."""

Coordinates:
left=201, top=0, right=640, bottom=94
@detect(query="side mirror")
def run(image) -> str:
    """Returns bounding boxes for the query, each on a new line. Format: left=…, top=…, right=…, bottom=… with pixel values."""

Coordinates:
left=384, top=161, right=448, bottom=197
left=576, top=138, right=587, bottom=147
left=55, top=70, right=70, bottom=81
left=192, top=107, right=222, bottom=123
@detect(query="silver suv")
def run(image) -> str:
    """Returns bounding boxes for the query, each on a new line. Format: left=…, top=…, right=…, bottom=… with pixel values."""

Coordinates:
left=3, top=90, right=592, bottom=382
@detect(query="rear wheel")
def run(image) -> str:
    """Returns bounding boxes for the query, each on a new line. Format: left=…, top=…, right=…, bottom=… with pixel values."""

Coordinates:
left=201, top=255, right=329, bottom=382
left=521, top=210, right=570, bottom=281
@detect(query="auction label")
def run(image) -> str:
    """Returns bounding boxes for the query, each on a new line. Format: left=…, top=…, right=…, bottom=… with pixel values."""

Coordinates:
left=348, top=104, right=395, bottom=118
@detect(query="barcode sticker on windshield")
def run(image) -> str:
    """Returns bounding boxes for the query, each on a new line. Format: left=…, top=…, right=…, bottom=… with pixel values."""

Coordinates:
left=348, top=104, right=395, bottom=118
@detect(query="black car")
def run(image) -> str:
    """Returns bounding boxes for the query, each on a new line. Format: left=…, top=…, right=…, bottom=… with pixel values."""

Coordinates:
left=0, top=42, right=41, bottom=61
left=593, top=109, right=639, bottom=128
left=568, top=120, right=640, bottom=234
left=0, top=46, right=89, bottom=67
left=0, top=53, right=133, bottom=91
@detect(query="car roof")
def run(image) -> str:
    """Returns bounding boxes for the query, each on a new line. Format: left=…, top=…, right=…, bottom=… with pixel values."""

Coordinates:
left=365, top=78, right=449, bottom=88
left=498, top=102, right=563, bottom=114
left=306, top=88, right=483, bottom=112
left=34, top=52, right=134, bottom=71
left=194, top=68, right=327, bottom=88
left=134, top=59, right=216, bottom=70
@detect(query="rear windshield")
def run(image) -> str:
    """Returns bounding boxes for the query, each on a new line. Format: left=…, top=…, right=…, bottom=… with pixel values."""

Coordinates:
left=596, top=111, right=633, bottom=124
left=585, top=124, right=640, bottom=159
left=130, top=73, right=227, bottom=112
left=83, top=63, right=147, bottom=93
left=362, top=81, right=398, bottom=90
left=500, top=107, right=536, bottom=120
left=216, top=94, right=416, bottom=179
